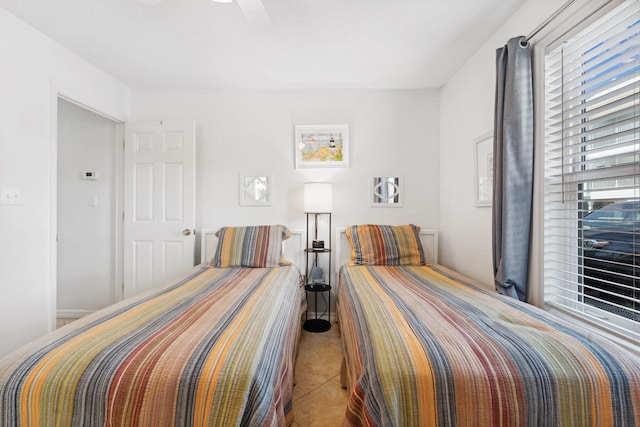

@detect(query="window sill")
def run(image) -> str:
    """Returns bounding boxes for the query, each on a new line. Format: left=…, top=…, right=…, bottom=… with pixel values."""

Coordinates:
left=545, top=303, right=639, bottom=357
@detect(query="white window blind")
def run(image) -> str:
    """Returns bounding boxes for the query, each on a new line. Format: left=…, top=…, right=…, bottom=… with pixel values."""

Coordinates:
left=544, top=0, right=640, bottom=345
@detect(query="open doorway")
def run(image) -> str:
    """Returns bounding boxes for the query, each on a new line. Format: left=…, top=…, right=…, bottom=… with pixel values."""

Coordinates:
left=56, top=98, right=120, bottom=324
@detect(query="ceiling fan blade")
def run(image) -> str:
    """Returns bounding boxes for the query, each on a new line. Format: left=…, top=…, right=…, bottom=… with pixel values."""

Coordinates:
left=236, top=0, right=272, bottom=30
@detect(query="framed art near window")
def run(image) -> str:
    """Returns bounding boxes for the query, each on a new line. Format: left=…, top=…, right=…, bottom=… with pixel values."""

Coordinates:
left=239, top=175, right=272, bottom=206
left=474, top=132, right=493, bottom=207
left=294, top=125, right=349, bottom=168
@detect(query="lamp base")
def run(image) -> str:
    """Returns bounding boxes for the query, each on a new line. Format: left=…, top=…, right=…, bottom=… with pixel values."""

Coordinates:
left=303, top=318, right=331, bottom=333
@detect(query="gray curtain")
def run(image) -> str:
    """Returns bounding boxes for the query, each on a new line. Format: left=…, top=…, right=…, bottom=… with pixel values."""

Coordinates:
left=492, top=37, right=534, bottom=302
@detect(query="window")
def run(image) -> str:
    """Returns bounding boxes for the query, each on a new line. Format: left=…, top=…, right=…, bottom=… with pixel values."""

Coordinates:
left=544, top=0, right=640, bottom=344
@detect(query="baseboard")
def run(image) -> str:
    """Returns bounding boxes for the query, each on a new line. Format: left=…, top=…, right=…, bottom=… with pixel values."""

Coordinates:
left=304, top=312, right=333, bottom=322
left=56, top=309, right=95, bottom=319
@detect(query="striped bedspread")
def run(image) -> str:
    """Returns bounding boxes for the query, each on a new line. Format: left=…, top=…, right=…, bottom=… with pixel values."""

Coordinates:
left=0, top=265, right=304, bottom=427
left=338, top=265, right=640, bottom=426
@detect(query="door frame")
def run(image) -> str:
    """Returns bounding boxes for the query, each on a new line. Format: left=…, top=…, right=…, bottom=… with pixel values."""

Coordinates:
left=50, top=86, right=125, bottom=331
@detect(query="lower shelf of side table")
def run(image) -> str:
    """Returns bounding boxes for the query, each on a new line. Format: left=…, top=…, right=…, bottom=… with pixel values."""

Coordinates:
left=303, top=318, right=331, bottom=333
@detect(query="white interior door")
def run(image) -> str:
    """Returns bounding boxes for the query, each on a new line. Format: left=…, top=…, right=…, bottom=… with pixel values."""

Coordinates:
left=123, top=120, right=196, bottom=298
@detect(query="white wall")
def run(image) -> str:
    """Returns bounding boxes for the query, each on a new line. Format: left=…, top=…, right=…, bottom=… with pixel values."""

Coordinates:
left=132, top=89, right=440, bottom=313
left=132, top=89, right=440, bottom=239
left=0, top=0, right=568, bottom=358
left=439, top=0, right=559, bottom=289
left=57, top=99, right=117, bottom=315
left=131, top=88, right=439, bottom=313
left=0, top=8, right=130, bottom=358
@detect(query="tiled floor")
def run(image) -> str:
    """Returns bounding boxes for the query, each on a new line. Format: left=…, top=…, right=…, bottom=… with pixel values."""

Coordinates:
left=57, top=318, right=349, bottom=426
left=292, top=322, right=349, bottom=426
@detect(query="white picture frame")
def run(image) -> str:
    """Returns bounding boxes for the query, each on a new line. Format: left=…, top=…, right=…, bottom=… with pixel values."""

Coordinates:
left=370, top=176, right=403, bottom=207
left=474, top=132, right=493, bottom=207
left=239, top=175, right=272, bottom=206
left=294, top=124, right=349, bottom=168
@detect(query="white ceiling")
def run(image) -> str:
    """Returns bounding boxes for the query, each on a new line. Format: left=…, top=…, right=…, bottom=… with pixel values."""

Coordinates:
left=0, top=0, right=528, bottom=90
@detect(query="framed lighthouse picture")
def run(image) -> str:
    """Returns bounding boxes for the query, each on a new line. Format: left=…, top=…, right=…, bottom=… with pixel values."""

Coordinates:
left=294, top=125, right=349, bottom=168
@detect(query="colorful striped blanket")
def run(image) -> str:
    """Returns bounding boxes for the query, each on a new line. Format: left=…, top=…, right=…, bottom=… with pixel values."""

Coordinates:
left=0, top=265, right=304, bottom=426
left=338, top=265, right=640, bottom=426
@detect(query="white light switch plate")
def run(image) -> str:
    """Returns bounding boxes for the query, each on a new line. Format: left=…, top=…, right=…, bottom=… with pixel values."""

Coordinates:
left=1, top=189, right=20, bottom=205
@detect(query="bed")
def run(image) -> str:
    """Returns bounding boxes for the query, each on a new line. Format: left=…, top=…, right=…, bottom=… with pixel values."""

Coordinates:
left=0, top=225, right=305, bottom=427
left=336, top=224, right=640, bottom=426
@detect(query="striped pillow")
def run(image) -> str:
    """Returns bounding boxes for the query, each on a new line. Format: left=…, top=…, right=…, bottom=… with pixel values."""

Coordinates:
left=346, top=224, right=425, bottom=266
left=212, top=225, right=292, bottom=268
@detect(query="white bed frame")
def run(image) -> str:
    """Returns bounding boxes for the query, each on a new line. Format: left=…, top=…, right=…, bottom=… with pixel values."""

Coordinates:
left=199, top=228, right=305, bottom=271
left=335, top=227, right=439, bottom=270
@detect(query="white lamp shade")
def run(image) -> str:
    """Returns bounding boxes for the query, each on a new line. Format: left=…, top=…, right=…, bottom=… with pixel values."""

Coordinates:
left=304, top=182, right=332, bottom=213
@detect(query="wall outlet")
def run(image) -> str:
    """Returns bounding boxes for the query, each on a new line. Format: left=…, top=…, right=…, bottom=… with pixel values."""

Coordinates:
left=1, top=189, right=20, bottom=205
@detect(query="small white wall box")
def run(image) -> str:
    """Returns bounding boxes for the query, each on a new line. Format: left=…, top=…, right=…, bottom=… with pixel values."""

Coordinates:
left=0, top=189, right=20, bottom=205
left=82, top=171, right=98, bottom=180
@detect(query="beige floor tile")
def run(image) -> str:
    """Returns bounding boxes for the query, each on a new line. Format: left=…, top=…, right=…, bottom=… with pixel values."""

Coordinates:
left=299, top=323, right=341, bottom=345
left=293, top=380, right=349, bottom=427
left=329, top=373, right=345, bottom=390
left=297, top=340, right=343, bottom=381
left=292, top=323, right=348, bottom=425
left=294, top=364, right=332, bottom=402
